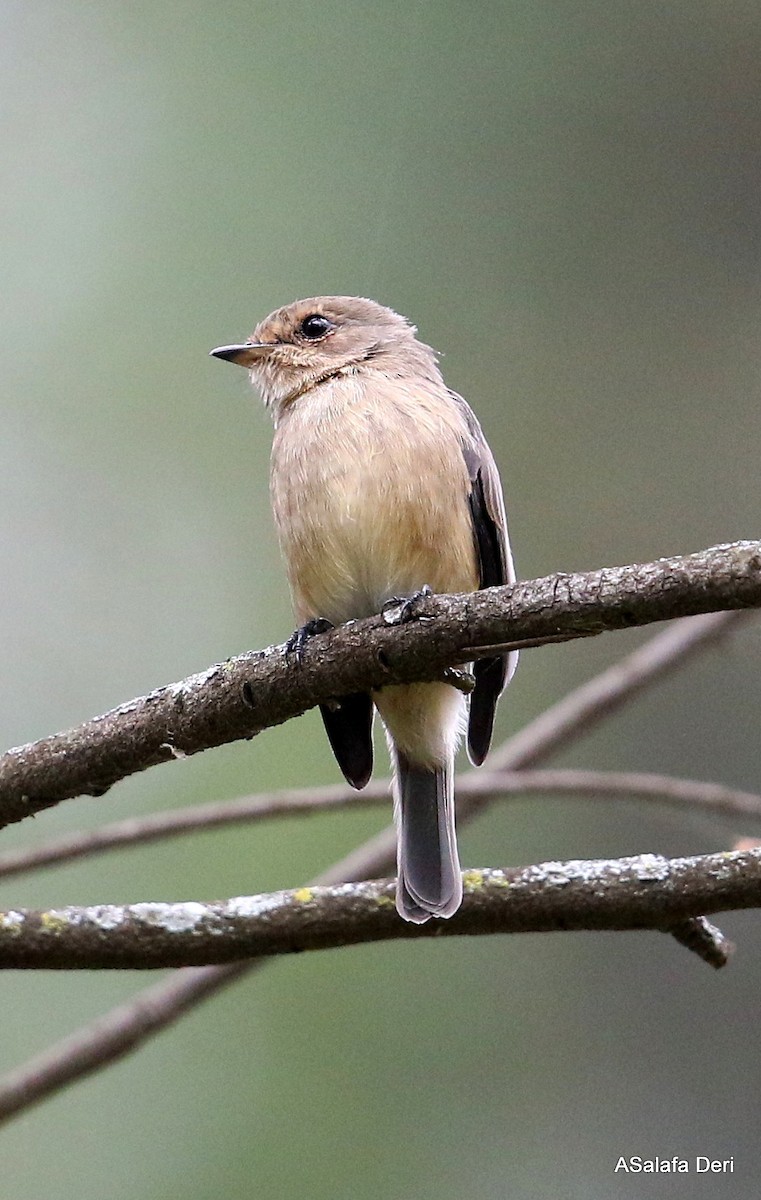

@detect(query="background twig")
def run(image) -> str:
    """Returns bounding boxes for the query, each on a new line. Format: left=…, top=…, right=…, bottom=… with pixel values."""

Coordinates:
left=0, top=610, right=746, bottom=1124
left=0, top=765, right=758, bottom=880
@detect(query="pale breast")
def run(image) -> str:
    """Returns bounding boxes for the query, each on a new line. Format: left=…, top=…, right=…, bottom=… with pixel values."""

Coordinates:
left=270, top=373, right=479, bottom=624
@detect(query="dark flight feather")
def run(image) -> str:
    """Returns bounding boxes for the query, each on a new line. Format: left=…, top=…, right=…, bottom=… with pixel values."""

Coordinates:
left=319, top=693, right=374, bottom=789
left=450, top=392, right=516, bottom=766
left=467, top=470, right=508, bottom=764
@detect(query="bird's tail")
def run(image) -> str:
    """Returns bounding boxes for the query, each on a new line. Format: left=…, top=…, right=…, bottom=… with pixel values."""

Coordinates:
left=392, top=747, right=462, bottom=924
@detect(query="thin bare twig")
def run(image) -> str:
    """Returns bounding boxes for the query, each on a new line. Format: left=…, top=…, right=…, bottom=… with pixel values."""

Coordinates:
left=486, top=609, right=750, bottom=773
left=0, top=610, right=746, bottom=1124
left=0, top=962, right=255, bottom=1123
left=1, top=764, right=759, bottom=880
left=0, top=543, right=758, bottom=829
left=332, top=611, right=751, bottom=881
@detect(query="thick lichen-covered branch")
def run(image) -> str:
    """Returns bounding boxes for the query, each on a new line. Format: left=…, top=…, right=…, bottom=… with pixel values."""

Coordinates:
left=0, top=848, right=752, bottom=970
left=0, top=540, right=759, bottom=830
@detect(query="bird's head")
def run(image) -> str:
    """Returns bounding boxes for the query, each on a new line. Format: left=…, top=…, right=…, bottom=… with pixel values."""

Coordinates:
left=210, top=295, right=439, bottom=412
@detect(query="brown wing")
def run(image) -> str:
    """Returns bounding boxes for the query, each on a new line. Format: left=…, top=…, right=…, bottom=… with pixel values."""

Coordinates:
left=450, top=392, right=518, bottom=765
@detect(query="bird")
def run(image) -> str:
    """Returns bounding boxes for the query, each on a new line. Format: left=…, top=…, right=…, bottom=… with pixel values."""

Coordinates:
left=211, top=296, right=517, bottom=922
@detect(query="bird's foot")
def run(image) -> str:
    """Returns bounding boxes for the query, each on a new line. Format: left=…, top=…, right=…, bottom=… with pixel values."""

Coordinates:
left=285, top=617, right=335, bottom=665
left=381, top=585, right=433, bottom=627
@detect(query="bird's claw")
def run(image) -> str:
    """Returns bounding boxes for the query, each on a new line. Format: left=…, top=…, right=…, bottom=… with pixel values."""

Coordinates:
left=285, top=617, right=335, bottom=665
left=381, top=585, right=433, bottom=626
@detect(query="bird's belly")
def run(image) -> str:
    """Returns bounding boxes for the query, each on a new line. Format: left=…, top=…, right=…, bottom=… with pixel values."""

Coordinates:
left=273, top=432, right=478, bottom=625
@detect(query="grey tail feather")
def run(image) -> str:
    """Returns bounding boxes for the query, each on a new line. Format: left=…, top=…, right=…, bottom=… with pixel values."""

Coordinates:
left=392, top=747, right=463, bottom=924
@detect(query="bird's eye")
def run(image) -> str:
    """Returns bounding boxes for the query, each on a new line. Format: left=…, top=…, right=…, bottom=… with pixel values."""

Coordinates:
left=299, top=314, right=333, bottom=340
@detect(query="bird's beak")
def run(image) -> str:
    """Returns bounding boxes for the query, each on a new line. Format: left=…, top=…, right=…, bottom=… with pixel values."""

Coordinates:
left=209, top=342, right=275, bottom=367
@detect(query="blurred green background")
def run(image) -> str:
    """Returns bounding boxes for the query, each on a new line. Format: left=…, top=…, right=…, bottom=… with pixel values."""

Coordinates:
left=2, top=1, right=761, bottom=1196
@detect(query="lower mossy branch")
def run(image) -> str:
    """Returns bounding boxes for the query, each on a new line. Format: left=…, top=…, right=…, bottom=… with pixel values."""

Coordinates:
left=0, top=848, right=754, bottom=970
